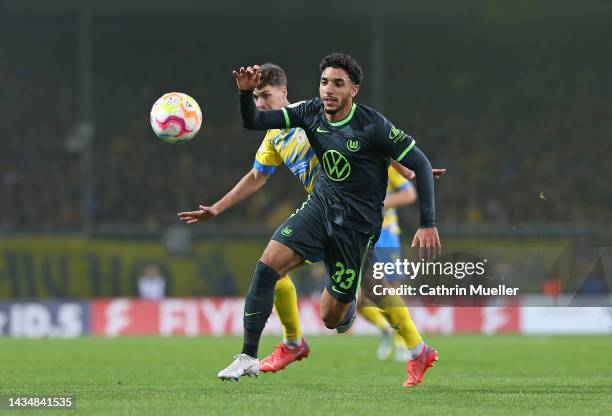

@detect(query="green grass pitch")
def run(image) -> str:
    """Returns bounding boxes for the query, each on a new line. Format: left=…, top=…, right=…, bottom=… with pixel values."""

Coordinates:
left=1, top=335, right=611, bottom=415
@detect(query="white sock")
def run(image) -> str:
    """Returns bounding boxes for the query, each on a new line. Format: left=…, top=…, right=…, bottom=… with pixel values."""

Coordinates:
left=406, top=341, right=425, bottom=360
left=283, top=338, right=301, bottom=349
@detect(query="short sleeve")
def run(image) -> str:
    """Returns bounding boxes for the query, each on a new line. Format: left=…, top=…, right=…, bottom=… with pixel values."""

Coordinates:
left=375, top=114, right=416, bottom=162
left=281, top=98, right=320, bottom=129
left=253, top=130, right=283, bottom=174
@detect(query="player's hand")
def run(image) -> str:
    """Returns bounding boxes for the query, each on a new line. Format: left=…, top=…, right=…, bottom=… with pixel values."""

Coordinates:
left=391, top=160, right=447, bottom=181
left=411, top=227, right=441, bottom=259
left=232, top=65, right=261, bottom=91
left=177, top=205, right=220, bottom=224
left=432, top=168, right=447, bottom=179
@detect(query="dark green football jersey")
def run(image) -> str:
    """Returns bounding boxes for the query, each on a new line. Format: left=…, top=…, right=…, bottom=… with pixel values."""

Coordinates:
left=281, top=98, right=416, bottom=234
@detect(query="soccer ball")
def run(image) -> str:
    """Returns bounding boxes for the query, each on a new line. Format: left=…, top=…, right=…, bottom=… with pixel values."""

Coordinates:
left=150, top=92, right=202, bottom=143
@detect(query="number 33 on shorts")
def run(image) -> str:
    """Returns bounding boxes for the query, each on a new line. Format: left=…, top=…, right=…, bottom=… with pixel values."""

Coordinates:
left=331, top=261, right=356, bottom=290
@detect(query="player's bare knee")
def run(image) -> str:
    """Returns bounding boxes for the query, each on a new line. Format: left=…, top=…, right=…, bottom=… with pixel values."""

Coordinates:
left=257, top=255, right=279, bottom=273
left=259, top=240, right=302, bottom=275
left=258, top=253, right=286, bottom=275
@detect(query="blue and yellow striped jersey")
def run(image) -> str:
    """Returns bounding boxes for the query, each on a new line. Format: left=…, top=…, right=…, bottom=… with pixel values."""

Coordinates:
left=382, top=167, right=413, bottom=235
left=253, top=128, right=320, bottom=193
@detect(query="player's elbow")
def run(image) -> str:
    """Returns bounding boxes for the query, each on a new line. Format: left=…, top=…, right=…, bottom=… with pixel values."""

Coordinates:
left=251, top=169, right=270, bottom=185
left=413, top=156, right=432, bottom=173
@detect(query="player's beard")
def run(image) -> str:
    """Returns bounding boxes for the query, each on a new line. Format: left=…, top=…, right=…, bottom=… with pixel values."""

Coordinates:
left=324, top=96, right=349, bottom=116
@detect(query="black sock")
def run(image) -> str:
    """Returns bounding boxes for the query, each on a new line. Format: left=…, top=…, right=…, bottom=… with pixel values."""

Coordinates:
left=242, top=330, right=261, bottom=359
left=241, top=261, right=280, bottom=358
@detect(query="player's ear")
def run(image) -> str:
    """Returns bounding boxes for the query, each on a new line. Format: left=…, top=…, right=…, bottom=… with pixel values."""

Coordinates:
left=350, top=84, right=359, bottom=98
left=280, top=86, right=288, bottom=98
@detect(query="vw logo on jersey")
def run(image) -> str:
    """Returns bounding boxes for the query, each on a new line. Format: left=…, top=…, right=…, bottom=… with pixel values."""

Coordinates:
left=346, top=138, right=360, bottom=152
left=322, top=150, right=351, bottom=181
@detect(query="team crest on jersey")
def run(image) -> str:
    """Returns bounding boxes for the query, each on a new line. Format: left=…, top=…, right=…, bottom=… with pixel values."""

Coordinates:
left=389, top=125, right=406, bottom=144
left=294, top=130, right=306, bottom=145
left=322, top=150, right=351, bottom=181
left=346, top=138, right=360, bottom=152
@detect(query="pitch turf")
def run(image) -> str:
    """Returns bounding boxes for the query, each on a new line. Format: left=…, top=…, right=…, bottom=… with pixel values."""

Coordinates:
left=1, top=335, right=611, bottom=415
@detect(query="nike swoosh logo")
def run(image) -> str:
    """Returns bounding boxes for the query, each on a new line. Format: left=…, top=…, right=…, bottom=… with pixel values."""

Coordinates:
left=331, top=286, right=347, bottom=295
left=244, top=312, right=261, bottom=317
left=316, top=127, right=330, bottom=133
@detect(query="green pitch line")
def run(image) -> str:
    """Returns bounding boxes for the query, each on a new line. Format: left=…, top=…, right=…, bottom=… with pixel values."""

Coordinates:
left=0, top=335, right=610, bottom=416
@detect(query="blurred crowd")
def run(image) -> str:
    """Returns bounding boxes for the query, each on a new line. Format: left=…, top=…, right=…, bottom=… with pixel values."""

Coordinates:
left=1, top=13, right=610, bottom=232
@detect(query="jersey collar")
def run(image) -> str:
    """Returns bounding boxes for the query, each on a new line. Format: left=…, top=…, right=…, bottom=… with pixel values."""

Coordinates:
left=328, top=103, right=356, bottom=127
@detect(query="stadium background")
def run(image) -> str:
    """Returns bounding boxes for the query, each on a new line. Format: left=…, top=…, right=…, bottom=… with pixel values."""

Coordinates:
left=0, top=0, right=611, bottom=336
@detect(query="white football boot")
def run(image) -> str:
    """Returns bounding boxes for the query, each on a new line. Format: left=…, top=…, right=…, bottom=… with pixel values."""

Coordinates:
left=217, top=354, right=259, bottom=381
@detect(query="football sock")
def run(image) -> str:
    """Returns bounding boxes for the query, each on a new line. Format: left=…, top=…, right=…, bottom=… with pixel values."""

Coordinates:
left=284, top=339, right=301, bottom=349
left=358, top=306, right=390, bottom=334
left=242, top=261, right=280, bottom=358
left=379, top=299, right=423, bottom=352
left=273, top=275, right=303, bottom=348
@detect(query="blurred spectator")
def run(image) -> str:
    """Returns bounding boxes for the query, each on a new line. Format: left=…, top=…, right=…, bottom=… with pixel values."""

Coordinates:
left=542, top=278, right=563, bottom=296
left=138, top=264, right=166, bottom=300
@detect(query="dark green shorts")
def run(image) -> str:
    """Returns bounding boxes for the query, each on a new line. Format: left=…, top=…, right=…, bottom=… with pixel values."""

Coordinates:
left=271, top=196, right=377, bottom=303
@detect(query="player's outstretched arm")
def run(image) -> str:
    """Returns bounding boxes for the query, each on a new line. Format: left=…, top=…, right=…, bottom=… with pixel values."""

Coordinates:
left=233, top=65, right=287, bottom=130
left=177, top=168, right=270, bottom=224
